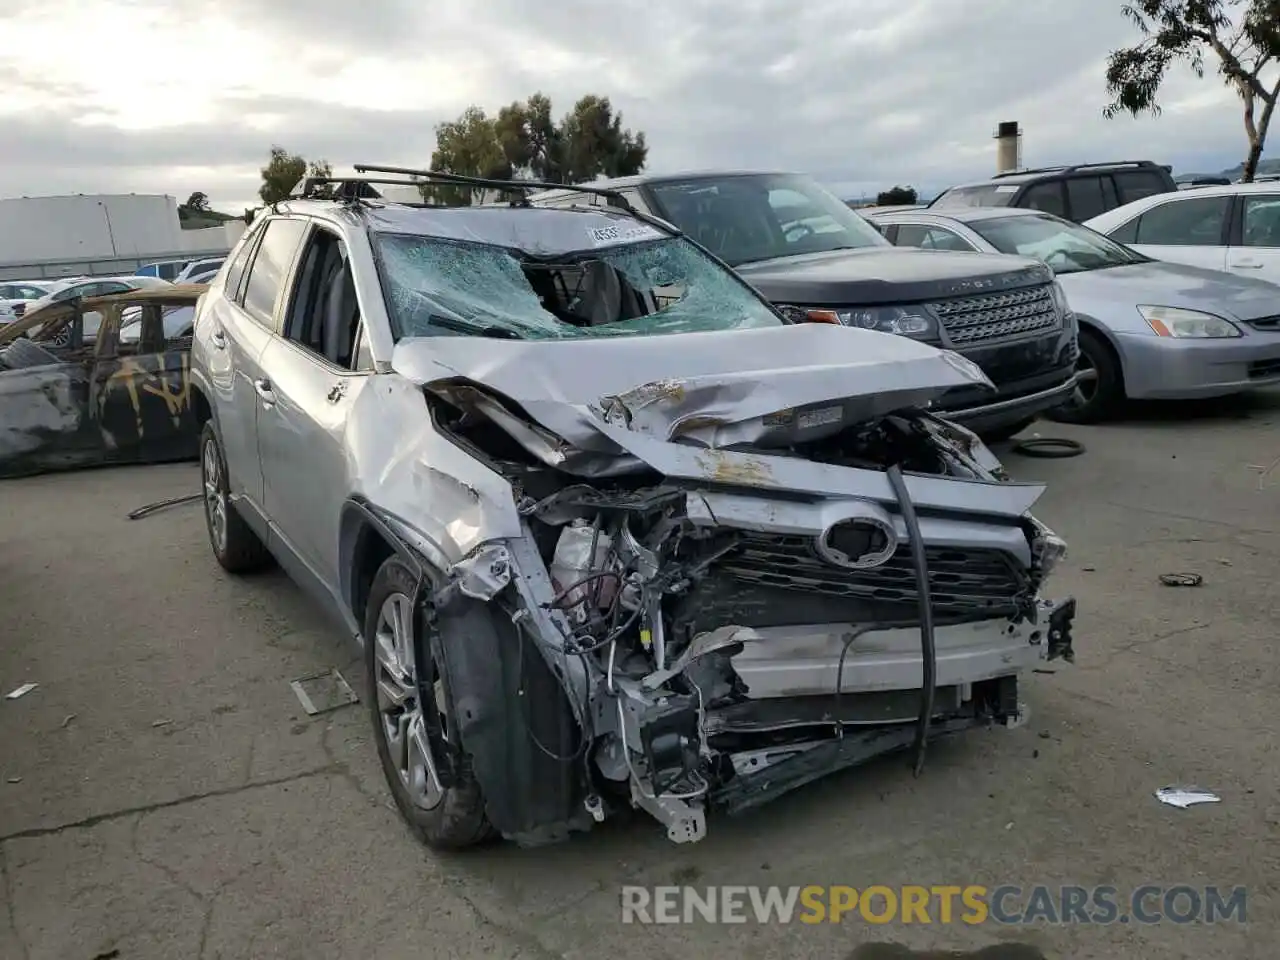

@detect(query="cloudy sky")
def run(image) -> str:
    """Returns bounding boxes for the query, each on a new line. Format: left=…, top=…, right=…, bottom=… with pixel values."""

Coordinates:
left=0, top=0, right=1267, bottom=211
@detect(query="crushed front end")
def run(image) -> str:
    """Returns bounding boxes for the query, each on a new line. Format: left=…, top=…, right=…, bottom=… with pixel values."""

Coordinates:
left=423, top=342, right=1076, bottom=845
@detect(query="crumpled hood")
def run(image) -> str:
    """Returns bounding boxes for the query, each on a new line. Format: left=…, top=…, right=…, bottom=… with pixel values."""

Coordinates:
left=391, top=324, right=994, bottom=473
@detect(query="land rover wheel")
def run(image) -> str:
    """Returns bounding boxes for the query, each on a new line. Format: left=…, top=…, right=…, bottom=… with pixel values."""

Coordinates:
left=200, top=421, right=271, bottom=573
left=1049, top=329, right=1123, bottom=424
left=365, top=555, right=493, bottom=850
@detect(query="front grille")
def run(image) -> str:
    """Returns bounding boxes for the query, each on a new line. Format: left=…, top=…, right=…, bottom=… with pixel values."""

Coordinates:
left=931, top=284, right=1059, bottom=345
left=1247, top=315, right=1280, bottom=330
left=712, top=533, right=1027, bottom=616
left=1249, top=358, right=1280, bottom=379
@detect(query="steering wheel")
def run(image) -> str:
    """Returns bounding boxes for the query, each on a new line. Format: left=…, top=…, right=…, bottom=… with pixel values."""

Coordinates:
left=784, top=223, right=816, bottom=243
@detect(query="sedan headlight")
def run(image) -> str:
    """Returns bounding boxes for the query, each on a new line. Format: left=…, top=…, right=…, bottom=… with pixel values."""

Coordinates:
left=784, top=305, right=939, bottom=340
left=1137, top=305, right=1241, bottom=339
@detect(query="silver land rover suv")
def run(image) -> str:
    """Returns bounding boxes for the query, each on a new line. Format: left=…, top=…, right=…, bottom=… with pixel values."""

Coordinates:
left=188, top=165, right=1077, bottom=849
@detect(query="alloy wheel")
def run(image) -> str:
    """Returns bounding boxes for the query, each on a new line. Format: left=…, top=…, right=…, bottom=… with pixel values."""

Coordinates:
left=374, top=593, right=448, bottom=810
left=202, top=438, right=227, bottom=553
left=1070, top=350, right=1099, bottom=409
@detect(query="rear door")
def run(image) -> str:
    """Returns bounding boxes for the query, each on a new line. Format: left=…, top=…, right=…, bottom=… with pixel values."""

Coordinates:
left=1225, top=193, right=1280, bottom=282
left=1110, top=194, right=1230, bottom=270
left=203, top=216, right=308, bottom=515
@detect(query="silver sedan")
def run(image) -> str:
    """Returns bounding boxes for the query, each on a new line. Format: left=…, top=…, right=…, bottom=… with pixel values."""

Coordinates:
left=863, top=207, right=1280, bottom=422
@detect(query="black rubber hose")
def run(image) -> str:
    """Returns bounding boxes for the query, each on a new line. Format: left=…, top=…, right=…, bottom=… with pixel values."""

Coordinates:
left=127, top=492, right=203, bottom=520
left=886, top=463, right=936, bottom=777
left=1010, top=437, right=1085, bottom=459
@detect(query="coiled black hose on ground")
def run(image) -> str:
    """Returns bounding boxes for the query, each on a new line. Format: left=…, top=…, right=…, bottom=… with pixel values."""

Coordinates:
left=886, top=463, right=936, bottom=777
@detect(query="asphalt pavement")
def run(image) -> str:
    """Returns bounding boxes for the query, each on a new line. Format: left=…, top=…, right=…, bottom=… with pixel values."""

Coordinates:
left=1, top=394, right=1277, bottom=960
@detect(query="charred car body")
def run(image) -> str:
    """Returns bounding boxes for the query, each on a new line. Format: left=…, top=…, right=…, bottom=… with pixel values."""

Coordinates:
left=188, top=167, right=1077, bottom=849
left=0, top=285, right=205, bottom=479
left=531, top=172, right=1082, bottom=440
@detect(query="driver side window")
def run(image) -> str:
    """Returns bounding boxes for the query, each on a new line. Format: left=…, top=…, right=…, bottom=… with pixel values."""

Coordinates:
left=283, top=227, right=364, bottom=370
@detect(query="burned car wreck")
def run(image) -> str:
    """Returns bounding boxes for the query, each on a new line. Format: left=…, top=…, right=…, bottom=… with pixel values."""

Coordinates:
left=188, top=167, right=1076, bottom=849
left=0, top=285, right=206, bottom=479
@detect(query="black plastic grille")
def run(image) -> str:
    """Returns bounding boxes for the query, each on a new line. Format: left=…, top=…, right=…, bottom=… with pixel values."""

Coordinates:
left=713, top=534, right=1026, bottom=615
left=931, top=284, right=1059, bottom=345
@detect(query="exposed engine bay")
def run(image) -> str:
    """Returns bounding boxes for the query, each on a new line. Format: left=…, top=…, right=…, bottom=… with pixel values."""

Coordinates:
left=423, top=369, right=1076, bottom=845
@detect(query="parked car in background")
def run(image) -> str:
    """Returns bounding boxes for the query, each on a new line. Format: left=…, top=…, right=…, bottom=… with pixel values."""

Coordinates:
left=866, top=207, right=1280, bottom=422
left=1083, top=182, right=1280, bottom=285
left=137, top=259, right=191, bottom=280
left=0, top=285, right=206, bottom=478
left=929, top=161, right=1178, bottom=223
left=0, top=280, right=55, bottom=323
left=21, top=275, right=173, bottom=343
left=188, top=169, right=1076, bottom=850
left=175, top=256, right=225, bottom=283
left=531, top=171, right=1079, bottom=440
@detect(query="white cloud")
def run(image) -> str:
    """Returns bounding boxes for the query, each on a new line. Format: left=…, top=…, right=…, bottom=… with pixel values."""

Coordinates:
left=0, top=0, right=1267, bottom=211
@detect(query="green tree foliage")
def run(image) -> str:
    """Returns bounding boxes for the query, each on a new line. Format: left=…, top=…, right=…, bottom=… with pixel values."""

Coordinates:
left=426, top=93, right=648, bottom=204
left=184, top=191, right=210, bottom=213
left=259, top=146, right=333, bottom=204
left=876, top=185, right=918, bottom=205
left=425, top=106, right=511, bottom=205
left=1104, top=1, right=1280, bottom=181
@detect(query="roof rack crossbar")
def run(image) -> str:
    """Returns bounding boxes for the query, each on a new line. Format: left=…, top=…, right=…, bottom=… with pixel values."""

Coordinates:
left=352, top=164, right=637, bottom=210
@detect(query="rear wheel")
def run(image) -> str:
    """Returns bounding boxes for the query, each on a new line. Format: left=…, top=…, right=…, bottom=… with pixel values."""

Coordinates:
left=1049, top=329, right=1124, bottom=424
left=200, top=421, right=272, bottom=573
left=365, top=556, right=493, bottom=850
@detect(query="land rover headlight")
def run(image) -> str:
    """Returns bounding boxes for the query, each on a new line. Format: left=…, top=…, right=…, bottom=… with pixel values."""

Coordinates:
left=1049, top=280, right=1072, bottom=318
left=1137, top=305, right=1241, bottom=339
left=788, top=305, right=939, bottom=340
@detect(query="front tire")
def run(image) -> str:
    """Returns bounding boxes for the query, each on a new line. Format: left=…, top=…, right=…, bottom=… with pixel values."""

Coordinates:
left=200, top=421, right=272, bottom=573
left=365, top=556, right=493, bottom=850
left=1049, top=329, right=1124, bottom=424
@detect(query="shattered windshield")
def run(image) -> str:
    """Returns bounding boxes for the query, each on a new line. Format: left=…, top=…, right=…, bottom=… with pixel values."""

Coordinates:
left=375, top=233, right=784, bottom=341
left=645, top=173, right=888, bottom=266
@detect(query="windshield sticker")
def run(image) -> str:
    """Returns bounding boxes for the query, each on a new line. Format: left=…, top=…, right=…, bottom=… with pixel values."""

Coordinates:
left=994, top=185, right=1018, bottom=194
left=587, top=223, right=663, bottom=247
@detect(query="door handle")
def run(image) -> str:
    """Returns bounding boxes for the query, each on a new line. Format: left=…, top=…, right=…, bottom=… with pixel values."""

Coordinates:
left=1231, top=261, right=1264, bottom=269
left=211, top=329, right=227, bottom=348
left=254, top=378, right=275, bottom=404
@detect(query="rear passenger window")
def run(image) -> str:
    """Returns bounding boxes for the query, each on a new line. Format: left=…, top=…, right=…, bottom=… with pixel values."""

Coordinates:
left=1065, top=177, right=1109, bottom=221
left=894, top=224, right=975, bottom=251
left=222, top=224, right=263, bottom=300
left=1113, top=171, right=1168, bottom=205
left=1021, top=182, right=1066, bottom=217
left=241, top=218, right=308, bottom=328
left=1134, top=196, right=1229, bottom=246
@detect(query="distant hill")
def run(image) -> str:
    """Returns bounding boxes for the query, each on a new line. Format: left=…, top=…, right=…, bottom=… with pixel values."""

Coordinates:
left=178, top=206, right=238, bottom=230
left=1174, top=157, right=1280, bottom=183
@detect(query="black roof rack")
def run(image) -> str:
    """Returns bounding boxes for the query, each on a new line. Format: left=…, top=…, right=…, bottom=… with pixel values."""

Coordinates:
left=353, top=164, right=638, bottom=212
left=283, top=164, right=685, bottom=236
left=992, top=159, right=1168, bottom=180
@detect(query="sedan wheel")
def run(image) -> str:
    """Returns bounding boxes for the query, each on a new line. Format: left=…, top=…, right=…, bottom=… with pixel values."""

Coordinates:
left=1048, top=329, right=1123, bottom=424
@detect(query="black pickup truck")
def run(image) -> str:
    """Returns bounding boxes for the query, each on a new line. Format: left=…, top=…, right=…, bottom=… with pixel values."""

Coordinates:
left=531, top=171, right=1079, bottom=439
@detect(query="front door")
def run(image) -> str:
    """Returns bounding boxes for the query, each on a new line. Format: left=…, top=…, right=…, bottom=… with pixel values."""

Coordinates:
left=256, top=224, right=371, bottom=592
left=93, top=299, right=200, bottom=464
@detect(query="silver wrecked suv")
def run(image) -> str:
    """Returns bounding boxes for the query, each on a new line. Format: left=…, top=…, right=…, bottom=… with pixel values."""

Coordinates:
left=188, top=164, right=1077, bottom=850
